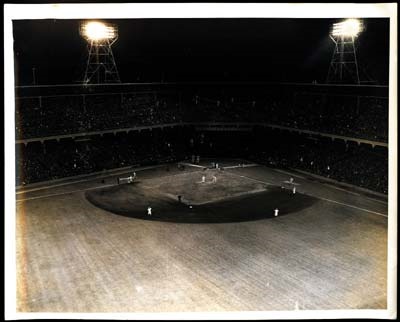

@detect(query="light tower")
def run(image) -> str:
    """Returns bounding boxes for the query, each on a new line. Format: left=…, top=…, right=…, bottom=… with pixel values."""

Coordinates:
left=80, top=21, right=121, bottom=84
left=326, top=19, right=364, bottom=84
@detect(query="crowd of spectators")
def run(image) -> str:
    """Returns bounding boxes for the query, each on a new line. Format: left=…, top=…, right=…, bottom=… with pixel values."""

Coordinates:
left=247, top=128, right=388, bottom=194
left=188, top=92, right=388, bottom=142
left=16, top=127, right=190, bottom=185
left=15, top=87, right=388, bottom=194
left=16, top=126, right=388, bottom=194
left=15, top=91, right=183, bottom=139
left=285, top=93, right=388, bottom=141
left=16, top=89, right=388, bottom=143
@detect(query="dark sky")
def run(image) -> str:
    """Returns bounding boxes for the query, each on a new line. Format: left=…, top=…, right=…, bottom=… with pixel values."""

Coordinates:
left=12, top=18, right=390, bottom=85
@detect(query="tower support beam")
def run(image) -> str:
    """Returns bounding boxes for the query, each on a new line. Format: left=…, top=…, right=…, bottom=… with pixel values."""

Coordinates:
left=326, top=19, right=363, bottom=85
left=80, top=21, right=121, bottom=84
left=327, top=35, right=360, bottom=84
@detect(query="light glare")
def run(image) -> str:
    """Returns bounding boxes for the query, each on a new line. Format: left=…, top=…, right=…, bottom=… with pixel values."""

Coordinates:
left=82, top=21, right=115, bottom=41
left=331, top=19, right=362, bottom=37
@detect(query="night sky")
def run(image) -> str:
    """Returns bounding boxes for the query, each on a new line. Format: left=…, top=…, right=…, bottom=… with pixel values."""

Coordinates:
left=12, top=18, right=390, bottom=86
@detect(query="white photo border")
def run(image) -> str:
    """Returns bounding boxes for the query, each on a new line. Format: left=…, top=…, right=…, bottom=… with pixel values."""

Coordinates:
left=4, top=3, right=397, bottom=320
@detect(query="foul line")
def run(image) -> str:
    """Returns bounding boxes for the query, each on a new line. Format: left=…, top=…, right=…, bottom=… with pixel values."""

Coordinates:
left=223, top=164, right=258, bottom=169
left=274, top=168, right=386, bottom=205
left=16, top=184, right=117, bottom=203
left=226, top=169, right=387, bottom=218
left=179, top=162, right=205, bottom=168
left=16, top=164, right=164, bottom=195
left=180, top=162, right=258, bottom=170
left=16, top=177, right=110, bottom=195
left=317, top=197, right=387, bottom=218
left=224, top=170, right=274, bottom=186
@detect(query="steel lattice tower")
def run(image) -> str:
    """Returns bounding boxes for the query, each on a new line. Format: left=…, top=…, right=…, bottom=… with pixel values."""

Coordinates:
left=326, top=19, right=363, bottom=85
left=80, top=21, right=121, bottom=84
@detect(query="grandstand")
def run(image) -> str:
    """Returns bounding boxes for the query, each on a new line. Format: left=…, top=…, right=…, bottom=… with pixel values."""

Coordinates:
left=15, top=82, right=388, bottom=193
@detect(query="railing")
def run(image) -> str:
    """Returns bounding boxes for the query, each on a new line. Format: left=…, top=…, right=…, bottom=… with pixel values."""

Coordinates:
left=15, top=121, right=388, bottom=148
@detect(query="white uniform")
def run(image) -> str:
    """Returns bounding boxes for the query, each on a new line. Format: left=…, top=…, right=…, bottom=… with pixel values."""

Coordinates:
left=289, top=177, right=294, bottom=184
left=274, top=208, right=279, bottom=217
left=147, top=207, right=152, bottom=216
left=201, top=175, right=206, bottom=183
left=212, top=175, right=217, bottom=183
left=293, top=186, right=296, bottom=194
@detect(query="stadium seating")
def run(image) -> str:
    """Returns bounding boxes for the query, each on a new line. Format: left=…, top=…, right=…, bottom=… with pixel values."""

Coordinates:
left=15, top=125, right=388, bottom=194
left=189, top=93, right=388, bottom=141
left=15, top=92, right=183, bottom=139
left=16, top=90, right=388, bottom=141
left=16, top=127, right=190, bottom=186
left=14, top=88, right=389, bottom=193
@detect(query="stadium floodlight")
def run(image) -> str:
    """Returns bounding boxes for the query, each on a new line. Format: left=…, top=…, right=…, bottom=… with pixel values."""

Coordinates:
left=81, top=21, right=116, bottom=41
left=327, top=19, right=364, bottom=84
left=79, top=21, right=121, bottom=84
left=331, top=19, right=363, bottom=38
